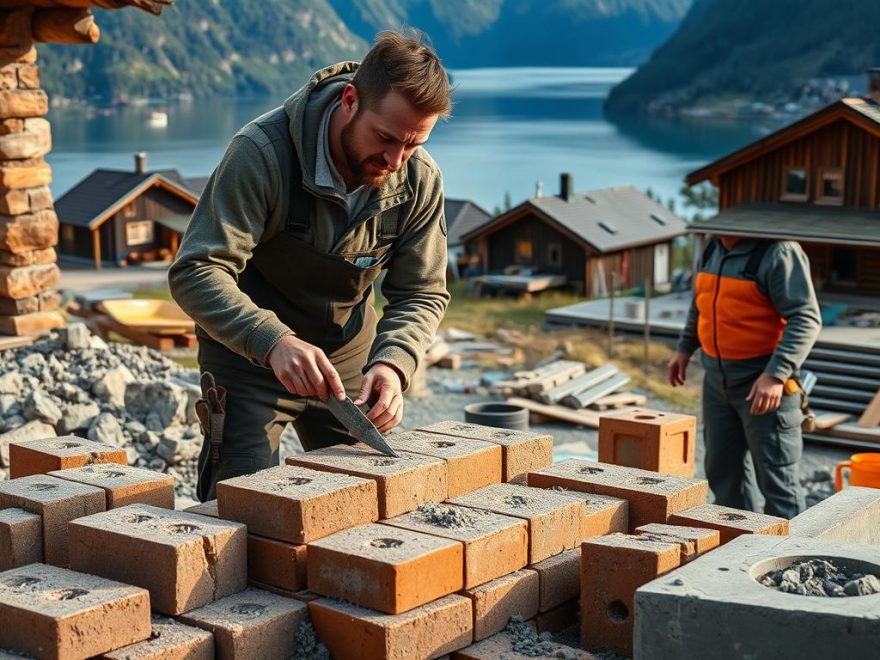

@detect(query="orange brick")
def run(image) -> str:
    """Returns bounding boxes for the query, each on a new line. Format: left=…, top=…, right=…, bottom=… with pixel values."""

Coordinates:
left=535, top=598, right=578, bottom=634
left=99, top=616, right=213, bottom=660
left=418, top=421, right=553, bottom=482
left=9, top=436, right=126, bottom=479
left=287, top=443, right=447, bottom=519
left=460, top=569, right=538, bottom=641
left=580, top=533, right=681, bottom=657
left=449, top=484, right=581, bottom=563
left=68, top=504, right=247, bottom=615
left=382, top=503, right=527, bottom=588
left=634, top=523, right=721, bottom=562
left=49, top=464, right=174, bottom=510
left=183, top=499, right=219, bottom=517
left=247, top=534, right=307, bottom=592
left=0, top=563, right=151, bottom=660
left=0, top=507, right=42, bottom=570
left=528, top=459, right=708, bottom=531
left=0, top=474, right=104, bottom=566
left=599, top=408, right=697, bottom=476
left=307, top=522, right=462, bottom=614
left=179, top=588, right=308, bottom=659
left=309, top=594, right=472, bottom=660
left=550, top=489, right=628, bottom=540
left=530, top=548, right=579, bottom=612
left=386, top=430, right=502, bottom=497
left=217, top=464, right=378, bottom=543
left=667, top=503, right=789, bottom=544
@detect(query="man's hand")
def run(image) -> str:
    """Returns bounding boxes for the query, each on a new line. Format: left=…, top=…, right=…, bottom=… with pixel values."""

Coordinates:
left=353, top=363, right=404, bottom=434
left=667, top=352, right=691, bottom=387
left=267, top=335, right=345, bottom=401
left=746, top=373, right=784, bottom=415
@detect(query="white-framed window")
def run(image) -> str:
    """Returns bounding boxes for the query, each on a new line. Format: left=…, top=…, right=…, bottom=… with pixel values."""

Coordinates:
left=817, top=168, right=844, bottom=205
left=126, top=220, right=154, bottom=246
left=123, top=202, right=137, bottom=218
left=781, top=168, right=808, bottom=202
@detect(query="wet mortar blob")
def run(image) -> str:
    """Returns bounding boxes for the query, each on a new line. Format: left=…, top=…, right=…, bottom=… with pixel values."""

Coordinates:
left=416, top=503, right=477, bottom=529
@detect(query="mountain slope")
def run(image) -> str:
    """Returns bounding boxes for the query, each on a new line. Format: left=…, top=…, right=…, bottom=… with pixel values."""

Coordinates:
left=605, top=0, right=880, bottom=116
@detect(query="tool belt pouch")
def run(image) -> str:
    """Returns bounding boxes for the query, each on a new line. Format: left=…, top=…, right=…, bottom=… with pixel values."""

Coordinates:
left=800, top=392, right=815, bottom=433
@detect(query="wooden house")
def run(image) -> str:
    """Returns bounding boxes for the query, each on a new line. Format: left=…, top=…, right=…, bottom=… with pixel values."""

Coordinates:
left=686, top=71, right=880, bottom=297
left=461, top=174, right=687, bottom=296
left=55, top=153, right=199, bottom=269
left=444, top=198, right=492, bottom=279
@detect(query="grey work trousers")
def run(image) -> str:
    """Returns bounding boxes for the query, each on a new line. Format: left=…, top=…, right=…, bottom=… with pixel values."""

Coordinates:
left=702, top=367, right=806, bottom=519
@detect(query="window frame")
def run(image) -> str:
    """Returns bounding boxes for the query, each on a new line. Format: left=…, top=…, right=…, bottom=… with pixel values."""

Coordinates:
left=816, top=168, right=844, bottom=206
left=547, top=242, right=562, bottom=268
left=126, top=220, right=154, bottom=246
left=123, top=201, right=137, bottom=218
left=780, top=167, right=809, bottom=202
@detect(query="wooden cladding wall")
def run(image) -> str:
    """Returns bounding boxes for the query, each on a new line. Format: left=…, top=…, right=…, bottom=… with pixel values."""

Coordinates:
left=801, top=243, right=880, bottom=296
left=718, top=118, right=880, bottom=210
left=589, top=242, right=665, bottom=295
left=487, top=214, right=586, bottom=286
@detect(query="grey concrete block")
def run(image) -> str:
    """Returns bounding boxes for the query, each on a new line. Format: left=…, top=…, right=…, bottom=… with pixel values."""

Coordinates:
left=790, top=487, right=880, bottom=546
left=635, top=535, right=880, bottom=660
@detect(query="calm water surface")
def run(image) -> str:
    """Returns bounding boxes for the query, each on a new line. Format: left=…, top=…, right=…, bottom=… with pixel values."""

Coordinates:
left=47, top=68, right=764, bottom=212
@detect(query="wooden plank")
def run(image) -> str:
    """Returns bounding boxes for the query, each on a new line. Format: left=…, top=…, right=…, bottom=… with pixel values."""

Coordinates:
left=562, top=372, right=631, bottom=409
left=0, top=334, right=33, bottom=351
left=539, top=364, right=618, bottom=404
left=507, top=397, right=602, bottom=428
left=826, top=422, right=880, bottom=443
left=589, top=392, right=648, bottom=410
left=811, top=411, right=850, bottom=431
left=857, top=389, right=880, bottom=428
left=525, top=363, right=587, bottom=396
left=96, top=316, right=174, bottom=350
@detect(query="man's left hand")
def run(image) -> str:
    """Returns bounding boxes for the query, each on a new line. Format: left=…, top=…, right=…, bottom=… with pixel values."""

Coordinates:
left=746, top=373, right=784, bottom=415
left=353, top=363, right=404, bottom=433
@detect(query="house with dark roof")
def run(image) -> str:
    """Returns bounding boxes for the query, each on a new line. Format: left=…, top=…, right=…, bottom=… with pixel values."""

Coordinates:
left=461, top=174, right=687, bottom=297
left=444, top=198, right=492, bottom=279
left=687, top=70, right=880, bottom=298
left=55, top=153, right=200, bottom=269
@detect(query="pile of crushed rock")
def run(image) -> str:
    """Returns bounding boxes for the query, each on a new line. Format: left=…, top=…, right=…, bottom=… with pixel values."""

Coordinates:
left=759, top=558, right=880, bottom=597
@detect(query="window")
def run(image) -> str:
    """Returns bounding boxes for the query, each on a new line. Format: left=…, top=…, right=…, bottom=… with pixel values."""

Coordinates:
left=126, top=220, right=154, bottom=246
left=547, top=243, right=562, bottom=268
left=123, top=202, right=137, bottom=218
left=830, top=247, right=857, bottom=285
left=781, top=168, right=808, bottom=201
left=61, top=224, right=74, bottom=247
left=515, top=239, right=533, bottom=264
left=817, top=168, right=844, bottom=205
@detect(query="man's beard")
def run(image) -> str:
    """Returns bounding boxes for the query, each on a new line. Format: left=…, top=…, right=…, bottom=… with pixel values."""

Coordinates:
left=341, top=119, right=393, bottom=189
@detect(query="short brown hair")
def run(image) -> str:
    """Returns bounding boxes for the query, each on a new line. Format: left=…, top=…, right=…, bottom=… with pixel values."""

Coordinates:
left=352, top=29, right=452, bottom=119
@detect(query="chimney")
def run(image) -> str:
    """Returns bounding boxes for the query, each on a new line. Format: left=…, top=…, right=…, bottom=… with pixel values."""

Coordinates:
left=134, top=152, right=148, bottom=174
left=560, top=172, right=574, bottom=201
left=868, top=68, right=880, bottom=103
left=535, top=180, right=544, bottom=198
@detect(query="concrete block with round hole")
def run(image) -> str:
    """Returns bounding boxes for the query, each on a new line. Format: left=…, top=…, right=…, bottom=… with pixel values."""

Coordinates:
left=417, top=421, right=553, bottom=482
left=0, top=563, right=151, bottom=660
left=67, top=504, right=247, bottom=615
left=598, top=408, right=696, bottom=477
left=668, top=503, right=788, bottom=544
left=9, top=436, right=127, bottom=479
left=49, top=463, right=175, bottom=510
left=528, top=459, right=708, bottom=531
left=99, top=616, right=213, bottom=660
left=306, top=522, right=463, bottom=614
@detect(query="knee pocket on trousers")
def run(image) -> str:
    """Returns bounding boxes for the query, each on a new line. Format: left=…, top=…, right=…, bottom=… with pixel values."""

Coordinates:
left=768, top=399, right=803, bottom=466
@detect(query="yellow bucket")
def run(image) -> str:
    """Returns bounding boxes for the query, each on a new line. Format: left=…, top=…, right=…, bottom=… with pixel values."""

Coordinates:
left=835, top=453, right=880, bottom=491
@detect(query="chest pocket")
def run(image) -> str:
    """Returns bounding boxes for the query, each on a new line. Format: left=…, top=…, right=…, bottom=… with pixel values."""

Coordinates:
left=340, top=207, right=402, bottom=269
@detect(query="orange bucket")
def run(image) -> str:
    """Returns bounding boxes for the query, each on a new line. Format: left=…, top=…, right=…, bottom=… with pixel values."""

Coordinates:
left=835, top=453, right=880, bottom=491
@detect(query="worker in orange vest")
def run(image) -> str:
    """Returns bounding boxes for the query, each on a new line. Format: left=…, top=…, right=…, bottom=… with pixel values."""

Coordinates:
left=668, top=236, right=821, bottom=518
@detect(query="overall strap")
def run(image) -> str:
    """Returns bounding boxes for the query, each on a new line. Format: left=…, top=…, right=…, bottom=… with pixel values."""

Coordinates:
left=743, top=240, right=774, bottom=281
left=700, top=237, right=718, bottom=270
left=255, top=107, right=312, bottom=232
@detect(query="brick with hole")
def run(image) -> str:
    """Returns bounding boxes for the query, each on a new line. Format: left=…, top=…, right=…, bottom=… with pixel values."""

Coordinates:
left=417, top=421, right=553, bottom=482
left=99, top=616, right=213, bottom=660
left=0, top=508, right=41, bottom=570
left=667, top=503, right=789, bottom=544
left=449, top=483, right=581, bottom=563
left=68, top=504, right=247, bottom=615
left=382, top=502, right=527, bottom=588
left=598, top=408, right=697, bottom=477
left=580, top=533, right=681, bottom=657
left=0, top=474, right=104, bottom=567
left=49, top=463, right=174, bottom=510
left=9, top=436, right=127, bottom=479
left=548, top=489, right=629, bottom=540
left=460, top=569, right=538, bottom=641
left=286, top=444, right=447, bottom=519
left=216, top=464, right=378, bottom=543
left=306, top=522, right=462, bottom=614
left=384, top=430, right=502, bottom=498
left=178, top=587, right=308, bottom=660
left=528, top=459, right=708, bottom=531
left=0, top=563, right=151, bottom=660
left=309, top=594, right=472, bottom=660
left=247, top=534, right=307, bottom=592
left=530, top=548, right=579, bottom=612
left=634, top=523, right=721, bottom=562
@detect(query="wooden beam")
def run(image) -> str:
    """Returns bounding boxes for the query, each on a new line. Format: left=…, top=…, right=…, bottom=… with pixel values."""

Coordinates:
left=92, top=227, right=100, bottom=271
left=32, top=8, right=99, bottom=44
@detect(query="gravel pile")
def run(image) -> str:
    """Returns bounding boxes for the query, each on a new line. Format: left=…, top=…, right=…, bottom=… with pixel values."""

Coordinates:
left=759, top=558, right=880, bottom=597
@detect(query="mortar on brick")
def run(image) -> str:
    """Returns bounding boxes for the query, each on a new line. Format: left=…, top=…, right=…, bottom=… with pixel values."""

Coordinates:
left=9, top=436, right=127, bottom=479
left=382, top=503, right=528, bottom=588
left=461, top=569, right=539, bottom=641
left=417, top=420, right=553, bottom=482
left=0, top=508, right=41, bottom=570
left=549, top=487, right=629, bottom=540
left=68, top=504, right=246, bottom=615
left=668, top=503, right=788, bottom=544
left=291, top=620, right=330, bottom=660
left=99, top=616, right=213, bottom=660
left=449, top=483, right=582, bottom=563
left=528, top=459, right=708, bottom=531
left=49, top=464, right=175, bottom=510
left=179, top=587, right=308, bottom=660
left=286, top=443, right=448, bottom=518
left=635, top=523, right=720, bottom=562
left=0, top=474, right=105, bottom=566
left=217, top=464, right=378, bottom=543
left=307, top=522, right=463, bottom=614
left=0, top=562, right=151, bottom=660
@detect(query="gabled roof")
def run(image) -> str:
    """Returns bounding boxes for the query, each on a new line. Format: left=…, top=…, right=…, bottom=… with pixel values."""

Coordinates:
left=55, top=168, right=199, bottom=230
left=445, top=198, right=492, bottom=247
left=460, top=185, right=687, bottom=253
left=687, top=97, right=880, bottom=186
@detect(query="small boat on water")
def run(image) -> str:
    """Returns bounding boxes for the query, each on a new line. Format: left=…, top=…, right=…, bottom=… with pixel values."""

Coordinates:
left=147, top=110, right=168, bottom=128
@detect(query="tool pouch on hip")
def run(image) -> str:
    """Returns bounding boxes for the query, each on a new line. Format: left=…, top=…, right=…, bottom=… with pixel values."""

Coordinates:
left=195, top=371, right=227, bottom=502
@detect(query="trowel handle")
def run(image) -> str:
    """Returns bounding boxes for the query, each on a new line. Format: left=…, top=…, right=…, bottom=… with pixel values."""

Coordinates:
left=835, top=461, right=851, bottom=492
